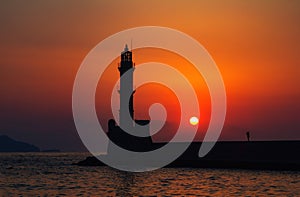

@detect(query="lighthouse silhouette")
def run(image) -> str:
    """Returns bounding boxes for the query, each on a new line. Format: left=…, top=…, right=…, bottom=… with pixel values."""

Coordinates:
left=107, top=45, right=152, bottom=152
left=118, top=44, right=135, bottom=131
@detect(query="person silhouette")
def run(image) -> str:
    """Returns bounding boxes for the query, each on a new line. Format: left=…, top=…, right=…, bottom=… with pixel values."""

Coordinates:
left=246, top=131, right=250, bottom=142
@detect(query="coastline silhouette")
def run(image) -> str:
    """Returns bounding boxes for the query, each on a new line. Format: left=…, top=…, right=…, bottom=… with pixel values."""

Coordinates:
left=0, top=135, right=40, bottom=152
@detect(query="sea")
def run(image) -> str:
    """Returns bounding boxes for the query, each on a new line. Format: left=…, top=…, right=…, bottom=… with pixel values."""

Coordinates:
left=0, top=153, right=299, bottom=196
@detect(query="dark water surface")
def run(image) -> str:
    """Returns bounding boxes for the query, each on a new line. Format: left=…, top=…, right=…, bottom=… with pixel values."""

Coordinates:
left=0, top=153, right=299, bottom=196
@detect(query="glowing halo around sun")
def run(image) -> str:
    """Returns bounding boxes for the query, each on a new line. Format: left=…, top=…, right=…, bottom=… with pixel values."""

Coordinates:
left=189, top=116, right=199, bottom=125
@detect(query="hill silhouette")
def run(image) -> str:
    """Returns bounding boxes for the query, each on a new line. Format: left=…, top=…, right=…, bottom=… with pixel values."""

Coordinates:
left=0, top=135, right=40, bottom=152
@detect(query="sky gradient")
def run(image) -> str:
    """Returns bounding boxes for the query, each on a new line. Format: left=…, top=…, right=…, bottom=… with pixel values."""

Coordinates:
left=0, top=0, right=299, bottom=151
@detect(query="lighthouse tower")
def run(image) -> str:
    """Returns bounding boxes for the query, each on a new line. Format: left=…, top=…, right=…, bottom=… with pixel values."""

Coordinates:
left=107, top=45, right=152, bottom=152
left=118, top=44, right=135, bottom=131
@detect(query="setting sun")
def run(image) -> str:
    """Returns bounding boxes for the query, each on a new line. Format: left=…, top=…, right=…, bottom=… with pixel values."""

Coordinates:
left=189, top=116, right=199, bottom=126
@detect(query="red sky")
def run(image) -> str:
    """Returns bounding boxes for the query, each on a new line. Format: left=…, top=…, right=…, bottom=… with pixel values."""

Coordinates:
left=0, top=0, right=299, bottom=151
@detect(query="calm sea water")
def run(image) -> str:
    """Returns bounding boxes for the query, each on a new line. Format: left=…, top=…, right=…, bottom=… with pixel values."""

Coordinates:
left=0, top=153, right=299, bottom=196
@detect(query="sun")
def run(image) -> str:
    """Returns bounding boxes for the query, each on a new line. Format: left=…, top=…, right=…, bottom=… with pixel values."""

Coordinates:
left=189, top=116, right=199, bottom=126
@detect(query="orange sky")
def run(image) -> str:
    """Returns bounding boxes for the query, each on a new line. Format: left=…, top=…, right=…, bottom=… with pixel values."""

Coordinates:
left=96, top=48, right=211, bottom=142
left=0, top=0, right=299, bottom=151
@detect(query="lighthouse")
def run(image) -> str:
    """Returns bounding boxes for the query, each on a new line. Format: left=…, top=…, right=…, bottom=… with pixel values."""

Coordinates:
left=118, top=44, right=135, bottom=131
left=107, top=44, right=152, bottom=152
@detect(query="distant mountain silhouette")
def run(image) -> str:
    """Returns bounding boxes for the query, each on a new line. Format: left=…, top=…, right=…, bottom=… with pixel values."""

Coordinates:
left=0, top=135, right=40, bottom=152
